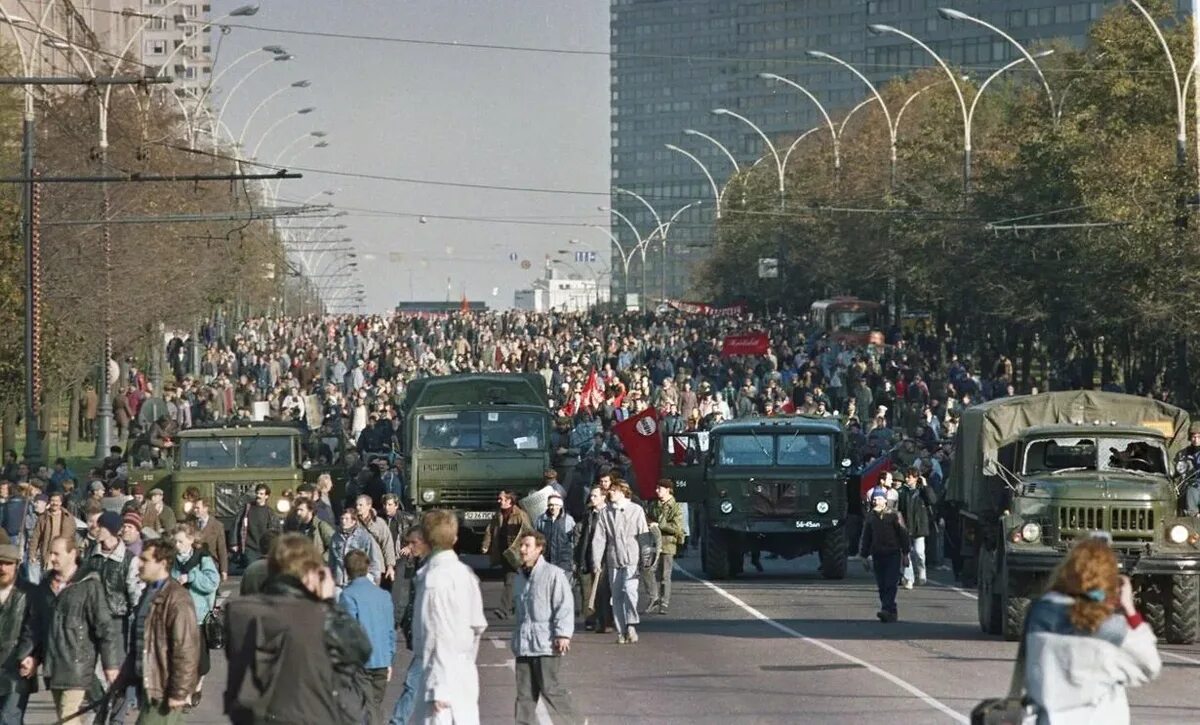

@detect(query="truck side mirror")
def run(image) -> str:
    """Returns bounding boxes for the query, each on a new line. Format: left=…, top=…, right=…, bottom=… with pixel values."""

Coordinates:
left=983, top=458, right=999, bottom=477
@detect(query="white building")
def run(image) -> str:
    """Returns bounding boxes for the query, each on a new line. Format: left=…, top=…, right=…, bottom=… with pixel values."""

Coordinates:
left=513, top=264, right=610, bottom=312
left=14, top=1, right=213, bottom=100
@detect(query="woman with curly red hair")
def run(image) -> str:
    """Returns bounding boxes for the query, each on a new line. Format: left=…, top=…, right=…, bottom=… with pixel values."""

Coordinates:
left=1024, top=537, right=1161, bottom=723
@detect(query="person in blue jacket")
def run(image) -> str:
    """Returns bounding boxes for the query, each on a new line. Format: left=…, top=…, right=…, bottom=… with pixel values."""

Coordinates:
left=340, top=548, right=396, bottom=725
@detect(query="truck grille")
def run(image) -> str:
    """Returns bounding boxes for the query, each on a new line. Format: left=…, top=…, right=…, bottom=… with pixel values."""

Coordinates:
left=214, top=481, right=259, bottom=520
left=749, top=481, right=802, bottom=517
left=1056, top=506, right=1154, bottom=541
left=434, top=488, right=508, bottom=511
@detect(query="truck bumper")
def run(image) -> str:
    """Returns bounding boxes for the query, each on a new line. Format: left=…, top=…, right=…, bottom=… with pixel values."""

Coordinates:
left=1007, top=550, right=1200, bottom=576
left=717, top=519, right=841, bottom=535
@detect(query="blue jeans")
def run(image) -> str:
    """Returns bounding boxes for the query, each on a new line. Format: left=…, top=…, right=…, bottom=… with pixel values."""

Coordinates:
left=0, top=691, right=29, bottom=725
left=873, top=551, right=902, bottom=615
left=389, top=657, right=421, bottom=725
left=22, top=560, right=39, bottom=586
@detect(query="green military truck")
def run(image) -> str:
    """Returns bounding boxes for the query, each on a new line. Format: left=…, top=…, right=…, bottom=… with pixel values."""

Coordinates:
left=161, top=424, right=304, bottom=532
left=670, top=416, right=852, bottom=580
left=950, top=391, right=1200, bottom=643
left=401, top=374, right=552, bottom=545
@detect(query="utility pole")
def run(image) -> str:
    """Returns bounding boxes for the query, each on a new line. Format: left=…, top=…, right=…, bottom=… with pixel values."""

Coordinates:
left=1194, top=0, right=1200, bottom=202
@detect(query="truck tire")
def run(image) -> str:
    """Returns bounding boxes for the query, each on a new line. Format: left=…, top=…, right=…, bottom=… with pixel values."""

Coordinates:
left=703, top=522, right=731, bottom=580
left=819, top=527, right=848, bottom=580
left=1137, top=579, right=1166, bottom=640
left=1003, top=594, right=1030, bottom=642
left=977, top=549, right=1002, bottom=636
left=1166, top=573, right=1199, bottom=645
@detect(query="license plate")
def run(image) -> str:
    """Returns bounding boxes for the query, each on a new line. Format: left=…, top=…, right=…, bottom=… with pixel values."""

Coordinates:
left=463, top=511, right=493, bottom=521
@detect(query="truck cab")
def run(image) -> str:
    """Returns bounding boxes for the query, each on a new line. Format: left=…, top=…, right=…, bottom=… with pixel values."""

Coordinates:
left=670, top=417, right=852, bottom=580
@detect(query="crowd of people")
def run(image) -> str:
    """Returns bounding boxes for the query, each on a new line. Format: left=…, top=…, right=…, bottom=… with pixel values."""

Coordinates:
left=0, top=308, right=1175, bottom=722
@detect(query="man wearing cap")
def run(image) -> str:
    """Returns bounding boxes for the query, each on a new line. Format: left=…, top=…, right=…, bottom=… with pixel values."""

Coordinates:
left=861, top=487, right=911, bottom=623
left=0, top=542, right=32, bottom=723
left=140, top=489, right=177, bottom=539
left=121, top=513, right=145, bottom=557
left=534, top=494, right=576, bottom=574
left=29, top=492, right=72, bottom=586
left=84, top=511, right=140, bottom=674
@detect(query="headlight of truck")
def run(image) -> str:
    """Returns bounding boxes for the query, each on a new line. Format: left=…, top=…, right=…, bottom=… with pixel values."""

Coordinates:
left=1168, top=524, right=1191, bottom=544
left=422, top=490, right=437, bottom=503
left=275, top=499, right=291, bottom=514
left=816, top=501, right=830, bottom=514
left=1020, top=522, right=1041, bottom=543
left=719, top=500, right=734, bottom=515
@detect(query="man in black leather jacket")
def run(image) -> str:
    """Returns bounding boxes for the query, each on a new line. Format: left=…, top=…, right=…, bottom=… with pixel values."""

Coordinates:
left=224, top=533, right=371, bottom=725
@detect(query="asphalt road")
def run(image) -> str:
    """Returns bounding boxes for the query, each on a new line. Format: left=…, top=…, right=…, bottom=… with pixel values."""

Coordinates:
left=21, top=552, right=1200, bottom=723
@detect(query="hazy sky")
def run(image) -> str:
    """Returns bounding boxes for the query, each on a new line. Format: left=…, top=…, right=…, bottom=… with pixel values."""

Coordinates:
left=209, top=0, right=610, bottom=312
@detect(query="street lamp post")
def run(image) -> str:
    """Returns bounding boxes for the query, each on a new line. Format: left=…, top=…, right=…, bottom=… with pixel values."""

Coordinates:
left=712, top=108, right=785, bottom=207
left=249, top=106, right=316, bottom=160
left=237, top=80, right=311, bottom=150
left=759, top=73, right=841, bottom=174
left=807, top=50, right=898, bottom=190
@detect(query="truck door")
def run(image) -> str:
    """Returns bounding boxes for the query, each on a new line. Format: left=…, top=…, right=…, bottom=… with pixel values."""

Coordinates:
left=663, top=431, right=708, bottom=503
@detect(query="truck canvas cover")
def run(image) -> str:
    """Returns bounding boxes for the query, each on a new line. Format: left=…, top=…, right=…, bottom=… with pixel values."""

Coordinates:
left=950, top=390, right=1190, bottom=512
left=403, top=373, right=549, bottom=410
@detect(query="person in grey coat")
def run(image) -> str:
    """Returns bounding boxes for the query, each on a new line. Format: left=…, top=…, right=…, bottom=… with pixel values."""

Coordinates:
left=511, top=531, right=583, bottom=725
left=329, top=509, right=383, bottom=591
left=590, top=480, right=648, bottom=645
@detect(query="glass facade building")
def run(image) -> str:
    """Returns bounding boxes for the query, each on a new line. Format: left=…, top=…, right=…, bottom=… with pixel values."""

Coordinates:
left=609, top=0, right=1189, bottom=303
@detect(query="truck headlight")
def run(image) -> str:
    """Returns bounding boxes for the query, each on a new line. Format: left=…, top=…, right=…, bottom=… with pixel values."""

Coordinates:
left=275, top=499, right=291, bottom=514
left=1020, top=522, right=1041, bottom=543
left=422, top=489, right=437, bottom=503
left=816, top=501, right=830, bottom=514
left=1168, top=524, right=1191, bottom=544
left=719, top=500, right=734, bottom=515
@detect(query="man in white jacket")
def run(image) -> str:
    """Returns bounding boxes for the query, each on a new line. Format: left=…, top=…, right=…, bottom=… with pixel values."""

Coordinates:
left=412, top=510, right=488, bottom=724
left=591, top=480, right=649, bottom=645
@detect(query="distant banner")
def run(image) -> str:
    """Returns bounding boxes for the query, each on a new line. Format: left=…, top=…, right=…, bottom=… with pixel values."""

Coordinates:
left=720, top=332, right=770, bottom=358
left=665, top=299, right=747, bottom=316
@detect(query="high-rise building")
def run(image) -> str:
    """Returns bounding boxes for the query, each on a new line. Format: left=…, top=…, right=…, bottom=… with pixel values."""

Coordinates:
left=5, top=1, right=213, bottom=98
left=609, top=0, right=1189, bottom=304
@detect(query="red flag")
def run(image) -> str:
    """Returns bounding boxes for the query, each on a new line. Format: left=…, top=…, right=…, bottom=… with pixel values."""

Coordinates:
left=460, top=293, right=470, bottom=313
left=613, top=407, right=663, bottom=501
left=720, top=331, right=769, bottom=358
left=858, top=456, right=894, bottom=501
left=580, top=368, right=604, bottom=412
left=779, top=399, right=795, bottom=414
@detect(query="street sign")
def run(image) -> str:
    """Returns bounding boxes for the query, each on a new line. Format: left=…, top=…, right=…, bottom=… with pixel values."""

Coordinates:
left=575, top=251, right=598, bottom=263
left=758, top=257, right=779, bottom=279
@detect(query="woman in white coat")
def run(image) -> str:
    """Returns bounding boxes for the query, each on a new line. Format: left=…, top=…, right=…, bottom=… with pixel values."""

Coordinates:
left=1023, top=537, right=1161, bottom=725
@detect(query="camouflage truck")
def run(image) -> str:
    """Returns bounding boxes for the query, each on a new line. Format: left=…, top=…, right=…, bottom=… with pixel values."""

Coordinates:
left=950, top=391, right=1200, bottom=643
left=669, top=416, right=853, bottom=580
left=401, top=374, right=552, bottom=546
left=160, top=424, right=303, bottom=535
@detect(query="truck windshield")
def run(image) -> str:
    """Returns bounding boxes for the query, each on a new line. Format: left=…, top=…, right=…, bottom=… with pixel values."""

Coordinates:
left=831, top=309, right=875, bottom=332
left=417, top=411, right=546, bottom=450
left=716, top=433, right=833, bottom=466
left=179, top=436, right=294, bottom=469
left=1024, top=437, right=1168, bottom=475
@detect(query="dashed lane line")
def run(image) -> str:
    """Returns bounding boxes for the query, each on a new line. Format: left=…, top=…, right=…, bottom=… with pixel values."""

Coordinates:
left=676, top=565, right=969, bottom=724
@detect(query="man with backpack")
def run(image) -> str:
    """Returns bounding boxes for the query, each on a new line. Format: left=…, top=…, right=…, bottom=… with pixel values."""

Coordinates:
left=293, top=499, right=335, bottom=557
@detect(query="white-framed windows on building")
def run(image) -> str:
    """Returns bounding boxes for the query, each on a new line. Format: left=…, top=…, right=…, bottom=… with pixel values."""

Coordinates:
left=184, top=4, right=199, bottom=18
left=146, top=40, right=167, bottom=55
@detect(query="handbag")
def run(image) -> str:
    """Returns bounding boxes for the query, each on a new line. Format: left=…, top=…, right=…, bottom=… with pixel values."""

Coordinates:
left=970, top=614, right=1035, bottom=725
left=203, top=604, right=227, bottom=650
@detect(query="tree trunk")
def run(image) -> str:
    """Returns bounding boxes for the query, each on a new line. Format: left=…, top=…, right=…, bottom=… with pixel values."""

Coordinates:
left=67, top=382, right=81, bottom=450
left=0, top=405, right=13, bottom=458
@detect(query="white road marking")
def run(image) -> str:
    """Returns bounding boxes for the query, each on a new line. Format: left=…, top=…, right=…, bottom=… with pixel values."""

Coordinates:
left=676, top=566, right=969, bottom=724
left=490, top=637, right=507, bottom=649
left=1161, top=650, right=1200, bottom=665
left=505, top=659, right=553, bottom=724
left=927, top=578, right=979, bottom=600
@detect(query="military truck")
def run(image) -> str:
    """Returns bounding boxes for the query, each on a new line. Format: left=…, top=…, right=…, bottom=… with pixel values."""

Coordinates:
left=401, top=374, right=552, bottom=544
left=160, top=424, right=304, bottom=533
left=950, top=391, right=1200, bottom=643
left=669, top=416, right=852, bottom=580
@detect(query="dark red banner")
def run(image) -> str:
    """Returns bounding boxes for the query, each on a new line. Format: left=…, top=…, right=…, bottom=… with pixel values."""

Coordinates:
left=665, top=300, right=747, bottom=316
left=612, top=407, right=663, bottom=501
left=720, top=332, right=770, bottom=358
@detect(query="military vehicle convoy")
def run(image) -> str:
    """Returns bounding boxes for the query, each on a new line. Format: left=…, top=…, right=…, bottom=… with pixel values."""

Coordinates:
left=668, top=416, right=853, bottom=580
left=950, top=391, right=1200, bottom=643
left=400, top=373, right=552, bottom=543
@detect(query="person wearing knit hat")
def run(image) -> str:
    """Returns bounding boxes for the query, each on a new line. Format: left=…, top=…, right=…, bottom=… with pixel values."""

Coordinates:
left=861, top=482, right=911, bottom=624
left=120, top=511, right=144, bottom=556
left=97, top=510, right=122, bottom=538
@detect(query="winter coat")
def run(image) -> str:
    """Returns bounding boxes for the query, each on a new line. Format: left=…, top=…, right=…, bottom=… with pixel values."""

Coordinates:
left=329, top=525, right=383, bottom=588
left=412, top=550, right=487, bottom=724
left=649, top=496, right=686, bottom=556
left=1024, top=592, right=1161, bottom=725
left=482, top=507, right=532, bottom=570
left=860, top=508, right=911, bottom=558
left=534, top=512, right=576, bottom=572
left=0, top=582, right=33, bottom=696
left=19, top=570, right=123, bottom=689
left=124, top=578, right=201, bottom=705
left=511, top=558, right=574, bottom=658
left=896, top=483, right=937, bottom=539
left=590, top=501, right=649, bottom=571
left=171, top=548, right=220, bottom=622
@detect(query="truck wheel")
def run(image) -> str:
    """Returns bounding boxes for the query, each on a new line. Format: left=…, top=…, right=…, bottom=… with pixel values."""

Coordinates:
left=976, top=549, right=1002, bottom=636
left=703, top=522, right=731, bottom=580
left=1137, top=579, right=1166, bottom=640
left=819, top=527, right=848, bottom=580
left=1166, top=574, right=1199, bottom=645
left=1003, top=594, right=1030, bottom=642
